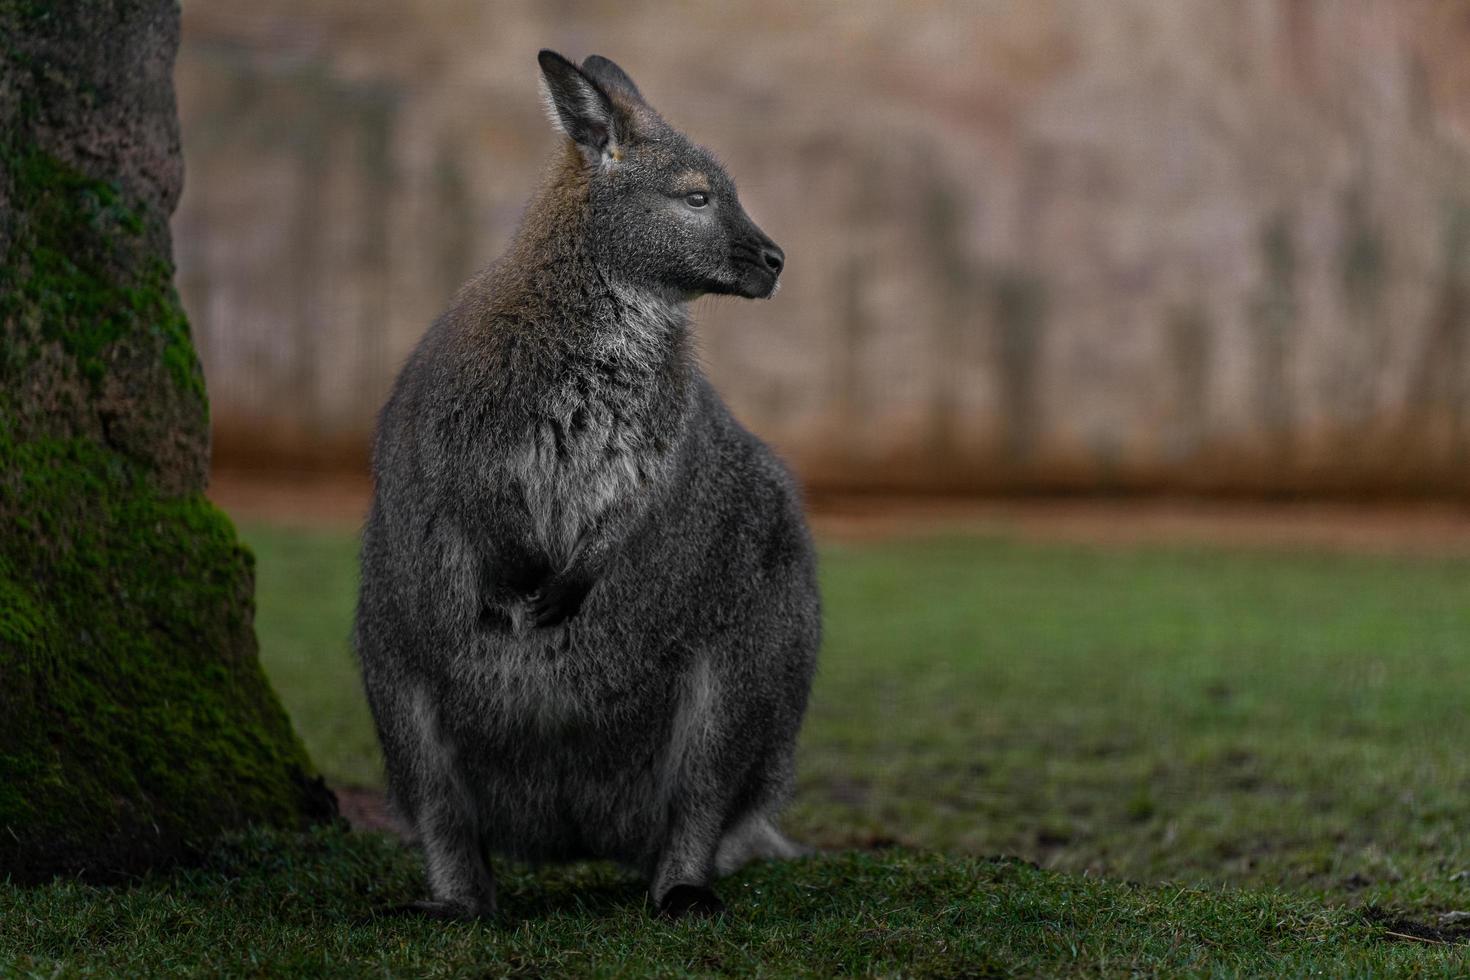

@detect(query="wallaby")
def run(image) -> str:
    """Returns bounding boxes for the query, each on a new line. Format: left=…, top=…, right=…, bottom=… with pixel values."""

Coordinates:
left=354, top=50, right=820, bottom=920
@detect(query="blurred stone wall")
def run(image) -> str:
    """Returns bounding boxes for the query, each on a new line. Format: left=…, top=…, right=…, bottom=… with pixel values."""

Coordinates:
left=175, top=0, right=1470, bottom=493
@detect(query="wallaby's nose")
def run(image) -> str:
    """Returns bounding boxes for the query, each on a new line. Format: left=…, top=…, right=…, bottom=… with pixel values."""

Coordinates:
left=760, top=244, right=785, bottom=275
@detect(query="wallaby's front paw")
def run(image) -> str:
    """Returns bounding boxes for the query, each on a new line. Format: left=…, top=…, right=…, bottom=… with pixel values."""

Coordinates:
left=656, top=884, right=726, bottom=920
left=528, top=575, right=592, bottom=628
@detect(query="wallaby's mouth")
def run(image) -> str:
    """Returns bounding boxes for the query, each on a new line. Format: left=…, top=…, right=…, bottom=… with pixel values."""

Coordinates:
left=728, top=238, right=785, bottom=300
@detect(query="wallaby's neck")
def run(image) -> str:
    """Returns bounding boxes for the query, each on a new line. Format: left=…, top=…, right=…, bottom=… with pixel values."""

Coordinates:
left=505, top=148, right=689, bottom=350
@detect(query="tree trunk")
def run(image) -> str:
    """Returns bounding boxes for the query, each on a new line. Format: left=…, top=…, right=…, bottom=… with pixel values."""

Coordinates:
left=0, top=0, right=336, bottom=882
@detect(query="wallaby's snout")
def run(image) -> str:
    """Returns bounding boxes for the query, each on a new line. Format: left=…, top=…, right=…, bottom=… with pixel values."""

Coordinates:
left=731, top=222, right=785, bottom=299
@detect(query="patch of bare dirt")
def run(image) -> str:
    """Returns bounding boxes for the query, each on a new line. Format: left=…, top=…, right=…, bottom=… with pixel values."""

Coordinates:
left=210, top=469, right=372, bottom=529
left=210, top=467, right=1470, bottom=557
left=1363, top=906, right=1470, bottom=946
left=806, top=493, right=1470, bottom=557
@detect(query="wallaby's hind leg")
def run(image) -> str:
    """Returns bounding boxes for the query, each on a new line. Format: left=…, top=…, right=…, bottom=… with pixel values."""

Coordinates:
left=715, top=813, right=808, bottom=877
left=650, top=804, right=726, bottom=919
left=412, top=798, right=495, bottom=920
left=370, top=674, right=496, bottom=920
left=648, top=660, right=735, bottom=919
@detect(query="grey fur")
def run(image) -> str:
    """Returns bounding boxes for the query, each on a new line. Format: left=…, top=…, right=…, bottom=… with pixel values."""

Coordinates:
left=355, top=50, right=819, bottom=920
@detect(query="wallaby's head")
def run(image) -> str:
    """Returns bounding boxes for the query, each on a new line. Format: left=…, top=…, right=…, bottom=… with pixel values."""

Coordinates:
left=537, top=50, right=785, bottom=301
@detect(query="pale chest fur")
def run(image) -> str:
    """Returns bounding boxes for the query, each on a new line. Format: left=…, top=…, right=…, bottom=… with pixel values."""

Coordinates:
left=507, top=292, right=685, bottom=566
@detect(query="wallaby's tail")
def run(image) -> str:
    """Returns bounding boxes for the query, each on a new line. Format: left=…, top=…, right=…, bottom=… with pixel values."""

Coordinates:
left=714, top=814, right=810, bottom=877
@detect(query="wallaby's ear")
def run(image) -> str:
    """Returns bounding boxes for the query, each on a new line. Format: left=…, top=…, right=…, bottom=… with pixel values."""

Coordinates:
left=581, top=55, right=643, bottom=104
left=538, top=49, right=620, bottom=164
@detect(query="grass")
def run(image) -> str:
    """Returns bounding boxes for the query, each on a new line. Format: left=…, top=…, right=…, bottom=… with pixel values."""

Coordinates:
left=799, top=537, right=1470, bottom=914
left=6, top=521, right=1470, bottom=975
left=3, top=826, right=1464, bottom=977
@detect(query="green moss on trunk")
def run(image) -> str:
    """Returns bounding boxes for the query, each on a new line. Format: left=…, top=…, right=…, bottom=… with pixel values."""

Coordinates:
left=0, top=150, right=204, bottom=400
left=0, top=436, right=334, bottom=880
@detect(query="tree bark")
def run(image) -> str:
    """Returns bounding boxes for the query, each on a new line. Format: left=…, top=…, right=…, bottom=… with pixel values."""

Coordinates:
left=0, top=0, right=336, bottom=882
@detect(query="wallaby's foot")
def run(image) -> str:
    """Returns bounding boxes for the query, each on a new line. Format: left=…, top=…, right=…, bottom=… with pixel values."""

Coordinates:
left=656, top=884, right=726, bottom=920
left=393, top=898, right=494, bottom=922
left=528, top=574, right=593, bottom=628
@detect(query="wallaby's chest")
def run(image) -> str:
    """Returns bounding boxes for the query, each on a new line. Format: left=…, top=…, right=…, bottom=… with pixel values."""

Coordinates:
left=506, top=332, right=679, bottom=563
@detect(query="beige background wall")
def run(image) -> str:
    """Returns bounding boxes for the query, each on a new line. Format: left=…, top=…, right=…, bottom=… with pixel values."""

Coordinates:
left=175, top=1, right=1470, bottom=493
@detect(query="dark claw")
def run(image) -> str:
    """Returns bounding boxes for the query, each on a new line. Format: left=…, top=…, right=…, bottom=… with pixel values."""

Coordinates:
left=529, top=575, right=592, bottom=628
left=656, top=884, right=726, bottom=920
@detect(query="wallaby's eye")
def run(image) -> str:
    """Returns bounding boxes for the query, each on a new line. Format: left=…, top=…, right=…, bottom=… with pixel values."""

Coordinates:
left=684, top=192, right=709, bottom=209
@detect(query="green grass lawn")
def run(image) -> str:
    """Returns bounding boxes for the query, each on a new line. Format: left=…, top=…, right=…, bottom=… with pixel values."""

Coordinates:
left=4, top=828, right=1462, bottom=977
left=5, top=522, right=1470, bottom=975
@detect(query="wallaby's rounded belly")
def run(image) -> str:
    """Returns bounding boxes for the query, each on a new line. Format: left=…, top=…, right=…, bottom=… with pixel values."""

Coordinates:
left=438, top=555, right=698, bottom=864
left=451, top=698, right=675, bottom=865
